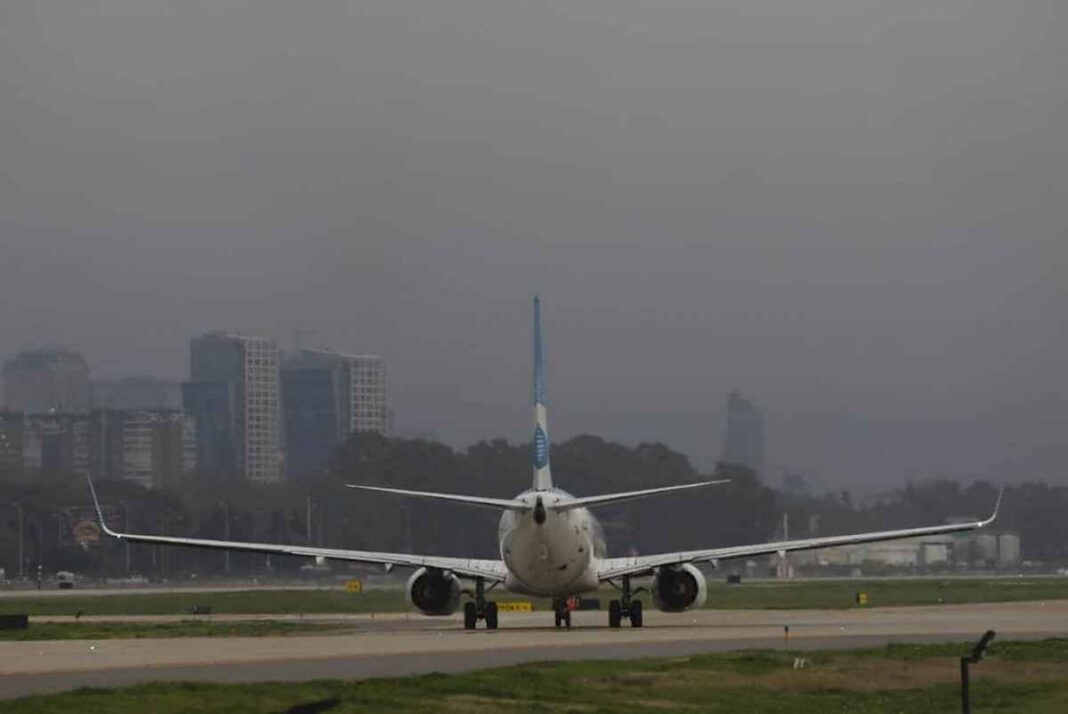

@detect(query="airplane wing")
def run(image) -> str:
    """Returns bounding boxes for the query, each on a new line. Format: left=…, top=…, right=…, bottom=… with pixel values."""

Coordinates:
left=87, top=476, right=506, bottom=582
left=597, top=489, right=1003, bottom=580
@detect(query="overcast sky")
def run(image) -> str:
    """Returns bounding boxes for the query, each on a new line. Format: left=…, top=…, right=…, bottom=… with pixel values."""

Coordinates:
left=1, top=1, right=1064, bottom=492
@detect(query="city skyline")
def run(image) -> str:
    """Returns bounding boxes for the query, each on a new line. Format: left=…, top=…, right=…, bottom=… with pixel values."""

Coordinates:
left=1, top=2, right=1064, bottom=491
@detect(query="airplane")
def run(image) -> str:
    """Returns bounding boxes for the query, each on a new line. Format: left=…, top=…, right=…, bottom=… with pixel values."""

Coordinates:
left=87, top=296, right=1002, bottom=630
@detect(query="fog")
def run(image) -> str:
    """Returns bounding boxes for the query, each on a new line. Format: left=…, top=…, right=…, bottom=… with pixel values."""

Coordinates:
left=1, top=1, right=1064, bottom=490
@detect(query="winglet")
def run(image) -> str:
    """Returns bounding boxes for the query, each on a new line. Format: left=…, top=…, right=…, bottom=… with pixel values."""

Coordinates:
left=979, top=487, right=1004, bottom=527
left=85, top=473, right=121, bottom=538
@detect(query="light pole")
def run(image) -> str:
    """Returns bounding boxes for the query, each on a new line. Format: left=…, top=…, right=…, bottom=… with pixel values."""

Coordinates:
left=14, top=503, right=24, bottom=580
left=124, top=503, right=131, bottom=576
left=219, top=501, right=231, bottom=575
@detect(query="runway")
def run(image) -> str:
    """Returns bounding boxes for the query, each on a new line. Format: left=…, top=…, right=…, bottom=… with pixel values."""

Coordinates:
left=2, top=600, right=1066, bottom=700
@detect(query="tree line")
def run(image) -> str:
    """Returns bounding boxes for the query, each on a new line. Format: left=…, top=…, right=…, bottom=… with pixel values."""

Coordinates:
left=1, top=432, right=1065, bottom=580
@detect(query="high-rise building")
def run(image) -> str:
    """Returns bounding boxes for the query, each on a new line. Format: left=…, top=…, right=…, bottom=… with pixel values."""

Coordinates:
left=0, top=409, right=191, bottom=488
left=722, top=391, right=766, bottom=476
left=2, top=349, right=91, bottom=412
left=180, top=381, right=236, bottom=477
left=88, top=409, right=187, bottom=489
left=0, top=412, right=24, bottom=477
left=184, top=331, right=282, bottom=482
left=18, top=412, right=92, bottom=477
left=281, top=358, right=343, bottom=477
left=281, top=348, right=389, bottom=477
left=299, top=348, right=389, bottom=436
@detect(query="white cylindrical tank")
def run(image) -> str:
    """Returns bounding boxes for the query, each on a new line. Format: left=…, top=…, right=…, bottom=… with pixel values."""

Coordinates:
left=974, top=533, right=998, bottom=563
left=998, top=534, right=1021, bottom=566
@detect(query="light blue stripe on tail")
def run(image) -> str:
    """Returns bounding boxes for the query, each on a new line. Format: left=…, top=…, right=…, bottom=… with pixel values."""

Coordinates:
left=532, top=296, right=552, bottom=490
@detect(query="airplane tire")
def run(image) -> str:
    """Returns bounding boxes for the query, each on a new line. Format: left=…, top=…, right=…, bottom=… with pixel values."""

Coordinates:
left=463, top=602, right=478, bottom=630
left=629, top=600, right=643, bottom=628
left=485, top=601, right=498, bottom=630
left=608, top=600, right=622, bottom=628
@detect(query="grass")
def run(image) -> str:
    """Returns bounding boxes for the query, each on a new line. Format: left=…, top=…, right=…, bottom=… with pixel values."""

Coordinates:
left=0, top=620, right=344, bottom=641
left=0, top=588, right=408, bottom=617
left=2, top=577, right=1067, bottom=617
left=6, top=638, right=1068, bottom=712
left=702, top=576, right=1068, bottom=610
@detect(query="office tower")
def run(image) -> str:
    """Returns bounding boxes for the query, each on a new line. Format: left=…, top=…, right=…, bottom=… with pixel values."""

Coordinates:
left=281, top=357, right=343, bottom=477
left=87, top=409, right=187, bottom=489
left=344, top=353, right=389, bottom=435
left=722, top=391, right=766, bottom=476
left=299, top=348, right=389, bottom=436
left=18, top=412, right=91, bottom=476
left=0, top=412, right=24, bottom=478
left=2, top=349, right=91, bottom=412
left=180, top=381, right=236, bottom=477
left=184, top=331, right=281, bottom=482
left=281, top=349, right=389, bottom=477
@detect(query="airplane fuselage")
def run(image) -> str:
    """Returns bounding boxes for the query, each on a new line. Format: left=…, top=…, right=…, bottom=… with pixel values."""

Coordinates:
left=498, top=489, right=606, bottom=596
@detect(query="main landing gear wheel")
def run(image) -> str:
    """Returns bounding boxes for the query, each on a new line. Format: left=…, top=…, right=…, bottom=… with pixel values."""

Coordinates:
left=608, top=600, right=622, bottom=628
left=464, top=577, right=498, bottom=630
left=608, top=576, right=644, bottom=628
left=629, top=599, right=643, bottom=628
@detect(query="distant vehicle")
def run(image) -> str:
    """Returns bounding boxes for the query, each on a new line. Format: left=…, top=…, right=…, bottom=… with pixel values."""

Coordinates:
left=56, top=571, right=75, bottom=590
left=299, top=562, right=331, bottom=576
left=86, top=298, right=1003, bottom=630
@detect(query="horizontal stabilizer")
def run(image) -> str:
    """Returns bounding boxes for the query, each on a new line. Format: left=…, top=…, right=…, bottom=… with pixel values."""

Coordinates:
left=552, top=480, right=729, bottom=511
left=347, top=484, right=529, bottom=510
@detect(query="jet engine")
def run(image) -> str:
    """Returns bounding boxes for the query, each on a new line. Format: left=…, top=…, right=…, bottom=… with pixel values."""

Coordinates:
left=405, top=567, right=462, bottom=616
left=652, top=563, right=708, bottom=612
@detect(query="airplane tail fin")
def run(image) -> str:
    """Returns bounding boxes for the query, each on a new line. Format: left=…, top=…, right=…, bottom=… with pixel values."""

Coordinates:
left=532, top=296, right=552, bottom=491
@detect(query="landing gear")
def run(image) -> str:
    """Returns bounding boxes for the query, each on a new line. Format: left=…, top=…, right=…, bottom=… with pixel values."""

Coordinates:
left=608, top=576, right=643, bottom=628
left=629, top=599, right=643, bottom=627
left=464, top=578, right=498, bottom=630
left=553, top=597, right=572, bottom=629
left=608, top=599, right=622, bottom=628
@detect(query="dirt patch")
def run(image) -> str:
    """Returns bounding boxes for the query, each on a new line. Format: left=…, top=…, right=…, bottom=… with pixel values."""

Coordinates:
left=442, top=694, right=597, bottom=712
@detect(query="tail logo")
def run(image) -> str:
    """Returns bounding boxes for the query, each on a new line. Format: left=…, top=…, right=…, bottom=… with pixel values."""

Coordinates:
left=534, top=426, right=549, bottom=469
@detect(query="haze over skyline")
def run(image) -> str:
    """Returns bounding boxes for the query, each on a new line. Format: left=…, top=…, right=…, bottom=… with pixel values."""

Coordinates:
left=1, top=2, right=1064, bottom=491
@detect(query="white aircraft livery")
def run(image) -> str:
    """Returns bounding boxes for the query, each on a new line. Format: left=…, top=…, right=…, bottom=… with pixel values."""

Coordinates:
left=88, top=297, right=1001, bottom=629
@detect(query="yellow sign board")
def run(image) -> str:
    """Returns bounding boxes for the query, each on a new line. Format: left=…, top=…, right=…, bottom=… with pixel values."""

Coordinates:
left=855, top=591, right=869, bottom=606
left=496, top=601, right=533, bottom=612
left=345, top=580, right=363, bottom=593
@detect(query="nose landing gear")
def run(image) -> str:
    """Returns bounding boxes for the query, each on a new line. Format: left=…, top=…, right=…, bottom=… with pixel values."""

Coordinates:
left=463, top=578, right=499, bottom=630
left=608, top=576, right=643, bottom=628
left=553, top=597, right=572, bottom=628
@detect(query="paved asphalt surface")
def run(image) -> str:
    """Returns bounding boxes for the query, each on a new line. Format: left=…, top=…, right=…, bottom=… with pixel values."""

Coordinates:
left=1, top=600, right=1066, bottom=699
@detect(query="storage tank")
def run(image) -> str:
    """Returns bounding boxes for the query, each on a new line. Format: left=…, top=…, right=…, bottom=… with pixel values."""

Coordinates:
left=997, top=534, right=1021, bottom=566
